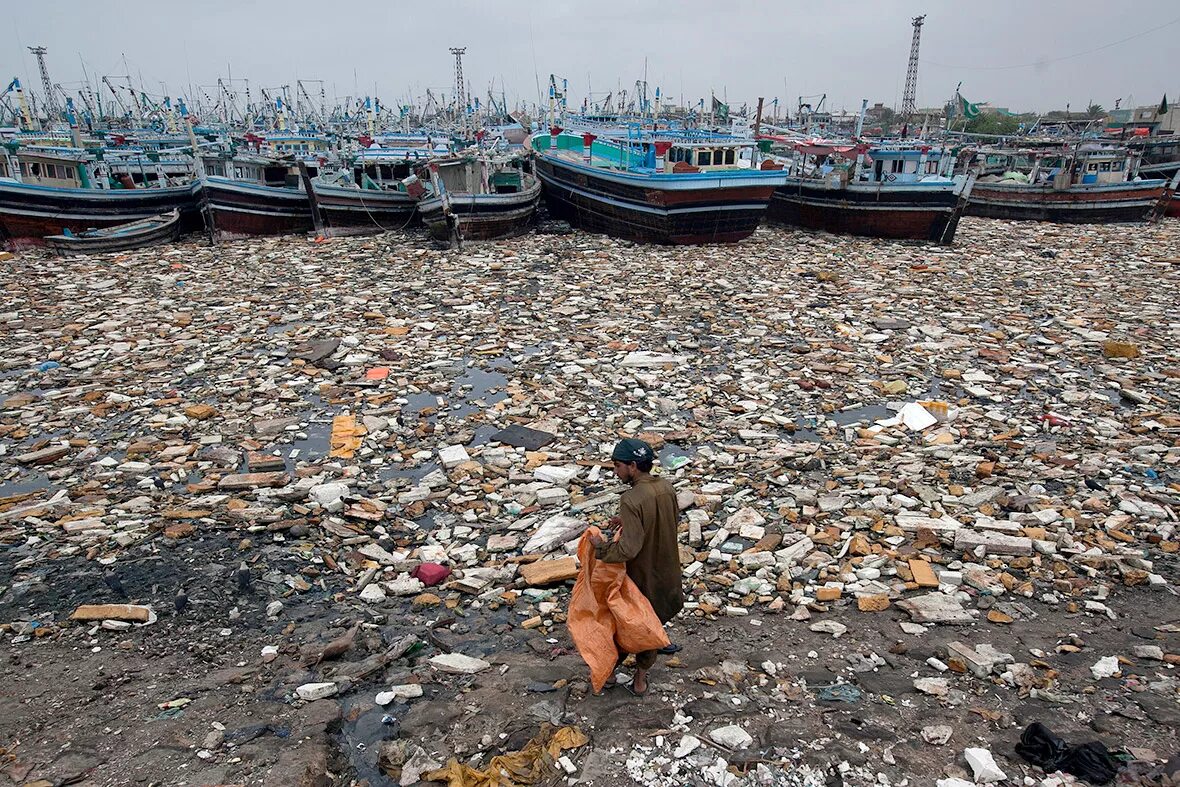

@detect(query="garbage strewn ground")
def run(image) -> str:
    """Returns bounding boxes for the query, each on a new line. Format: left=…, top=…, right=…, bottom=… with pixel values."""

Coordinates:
left=1, top=217, right=1179, bottom=787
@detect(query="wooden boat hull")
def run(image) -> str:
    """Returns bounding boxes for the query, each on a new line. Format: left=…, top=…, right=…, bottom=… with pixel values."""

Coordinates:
left=768, top=179, right=963, bottom=242
left=0, top=179, right=200, bottom=245
left=45, top=209, right=180, bottom=254
left=205, top=177, right=313, bottom=238
left=418, top=180, right=541, bottom=241
left=965, top=180, right=1166, bottom=223
left=311, top=182, right=419, bottom=233
left=534, top=157, right=779, bottom=244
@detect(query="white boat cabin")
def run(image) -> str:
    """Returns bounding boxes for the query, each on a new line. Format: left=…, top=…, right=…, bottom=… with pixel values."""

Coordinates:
left=0, top=151, right=87, bottom=187
left=1071, top=150, right=1134, bottom=184
left=202, top=154, right=303, bottom=187
left=980, top=147, right=1138, bottom=186
left=663, top=141, right=743, bottom=172
left=772, top=141, right=956, bottom=184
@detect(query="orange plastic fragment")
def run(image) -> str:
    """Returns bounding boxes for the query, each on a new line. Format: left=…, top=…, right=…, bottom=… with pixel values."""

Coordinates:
left=328, top=414, right=367, bottom=459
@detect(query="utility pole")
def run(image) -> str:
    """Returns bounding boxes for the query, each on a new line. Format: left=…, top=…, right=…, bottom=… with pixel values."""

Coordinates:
left=901, top=15, right=925, bottom=130
left=28, top=46, right=59, bottom=119
left=450, top=47, right=467, bottom=138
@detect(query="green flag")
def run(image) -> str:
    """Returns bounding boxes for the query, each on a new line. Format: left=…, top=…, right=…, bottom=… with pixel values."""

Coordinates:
left=1159, top=94, right=1169, bottom=115
left=958, top=93, right=981, bottom=119
left=711, top=95, right=729, bottom=122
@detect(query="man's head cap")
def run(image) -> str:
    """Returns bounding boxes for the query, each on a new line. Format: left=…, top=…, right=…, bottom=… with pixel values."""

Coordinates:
left=612, top=438, right=653, bottom=464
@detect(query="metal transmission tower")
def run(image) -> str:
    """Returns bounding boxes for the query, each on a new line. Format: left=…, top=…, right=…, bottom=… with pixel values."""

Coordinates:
left=901, top=15, right=925, bottom=127
left=450, top=47, right=467, bottom=136
left=28, top=46, right=59, bottom=118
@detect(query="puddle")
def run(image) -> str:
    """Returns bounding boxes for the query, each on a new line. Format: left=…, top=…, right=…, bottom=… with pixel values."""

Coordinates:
left=378, top=460, right=439, bottom=484
left=281, top=419, right=333, bottom=471
left=470, top=424, right=503, bottom=447
left=336, top=695, right=400, bottom=785
left=1100, top=389, right=1136, bottom=409
left=403, top=391, right=441, bottom=419
left=240, top=394, right=338, bottom=472
left=829, top=405, right=891, bottom=427
left=0, top=472, right=54, bottom=498
left=791, top=428, right=822, bottom=442
left=265, top=320, right=312, bottom=336
left=449, top=365, right=509, bottom=417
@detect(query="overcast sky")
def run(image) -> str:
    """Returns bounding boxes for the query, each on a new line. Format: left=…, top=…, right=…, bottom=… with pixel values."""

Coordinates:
left=4, top=0, right=1178, bottom=117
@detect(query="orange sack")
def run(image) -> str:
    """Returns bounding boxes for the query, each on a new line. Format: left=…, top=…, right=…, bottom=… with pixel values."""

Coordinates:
left=567, top=527, right=670, bottom=692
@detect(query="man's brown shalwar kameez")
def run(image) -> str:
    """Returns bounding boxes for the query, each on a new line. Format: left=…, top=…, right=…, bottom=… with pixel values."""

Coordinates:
left=595, top=474, right=684, bottom=669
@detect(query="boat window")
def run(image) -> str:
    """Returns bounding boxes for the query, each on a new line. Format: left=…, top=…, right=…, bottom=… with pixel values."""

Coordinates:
left=19, top=162, right=28, bottom=176
left=1088, top=163, right=1098, bottom=171
left=379, top=164, right=392, bottom=180
left=725, top=149, right=735, bottom=165
left=65, top=166, right=75, bottom=179
left=1112, top=161, right=1123, bottom=171
left=1100, top=162, right=1111, bottom=172
left=698, top=150, right=712, bottom=166
left=31, top=163, right=42, bottom=177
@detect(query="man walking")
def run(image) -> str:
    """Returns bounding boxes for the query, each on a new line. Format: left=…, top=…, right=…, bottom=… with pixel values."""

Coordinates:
left=589, top=438, right=684, bottom=695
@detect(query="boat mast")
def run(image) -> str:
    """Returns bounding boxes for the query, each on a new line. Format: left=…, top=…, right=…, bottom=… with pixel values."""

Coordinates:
left=854, top=98, right=868, bottom=139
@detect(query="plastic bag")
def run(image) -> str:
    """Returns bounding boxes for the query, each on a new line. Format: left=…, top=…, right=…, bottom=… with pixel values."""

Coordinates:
left=427, top=724, right=588, bottom=786
left=566, top=527, right=669, bottom=692
left=1015, top=722, right=1120, bottom=784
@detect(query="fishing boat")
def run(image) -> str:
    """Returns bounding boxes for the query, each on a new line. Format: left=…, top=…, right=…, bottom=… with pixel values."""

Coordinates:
left=764, top=139, right=974, bottom=243
left=530, top=130, right=787, bottom=244
left=0, top=146, right=200, bottom=244
left=966, top=145, right=1170, bottom=223
left=1129, top=136, right=1180, bottom=180
left=308, top=142, right=443, bottom=234
left=201, top=154, right=314, bottom=238
left=43, top=209, right=180, bottom=254
left=417, top=153, right=541, bottom=245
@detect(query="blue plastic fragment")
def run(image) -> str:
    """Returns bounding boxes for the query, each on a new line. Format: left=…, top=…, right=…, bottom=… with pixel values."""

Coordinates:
left=816, top=684, right=862, bottom=703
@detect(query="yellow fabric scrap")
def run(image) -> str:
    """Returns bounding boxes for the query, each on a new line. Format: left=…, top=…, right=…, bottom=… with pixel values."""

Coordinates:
left=328, top=414, right=366, bottom=459
left=426, top=725, right=588, bottom=786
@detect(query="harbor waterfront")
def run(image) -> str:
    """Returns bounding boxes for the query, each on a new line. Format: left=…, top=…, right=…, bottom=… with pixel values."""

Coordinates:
left=3, top=6, right=1180, bottom=787
left=3, top=218, right=1180, bottom=785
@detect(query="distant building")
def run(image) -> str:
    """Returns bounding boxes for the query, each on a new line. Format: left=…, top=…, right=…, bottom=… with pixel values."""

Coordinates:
left=978, top=103, right=1012, bottom=115
left=916, top=106, right=946, bottom=117
left=1136, top=104, right=1178, bottom=134
left=1107, top=104, right=1179, bottom=135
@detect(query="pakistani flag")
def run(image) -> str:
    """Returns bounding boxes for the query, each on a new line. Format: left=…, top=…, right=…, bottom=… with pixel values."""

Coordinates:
left=1159, top=94, right=1169, bottom=116
left=958, top=93, right=981, bottom=119
left=711, top=95, right=729, bottom=122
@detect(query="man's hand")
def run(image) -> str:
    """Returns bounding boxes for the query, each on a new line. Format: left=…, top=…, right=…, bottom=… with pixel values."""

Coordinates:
left=608, top=516, right=621, bottom=527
